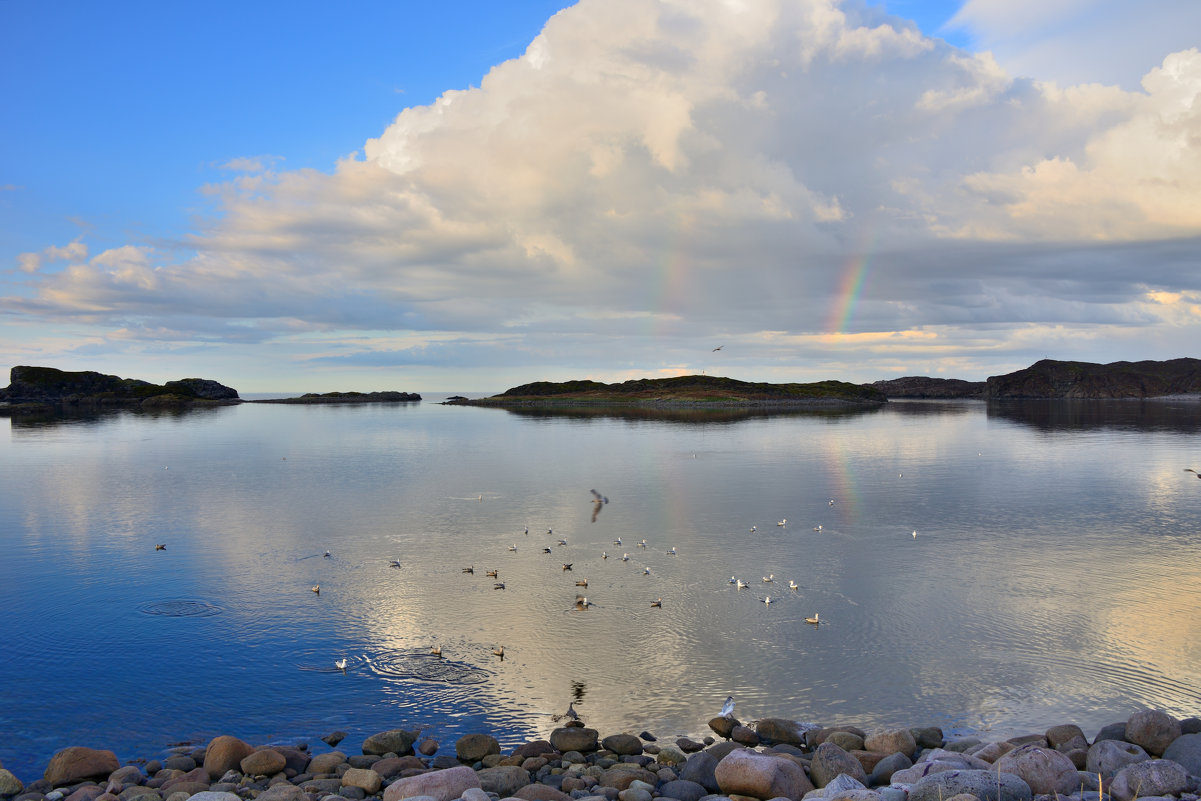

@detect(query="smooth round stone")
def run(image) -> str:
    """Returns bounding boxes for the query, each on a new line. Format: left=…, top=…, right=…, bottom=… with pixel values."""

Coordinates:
left=161, top=759, right=194, bottom=774
left=457, top=734, right=501, bottom=763
left=620, top=788, right=652, bottom=801
left=827, top=732, right=865, bottom=752
left=308, top=753, right=347, bottom=775
left=994, top=744, right=1078, bottom=796
left=1125, top=711, right=1181, bottom=757
left=202, top=738, right=254, bottom=781
left=240, top=750, right=286, bottom=777
left=551, top=729, right=599, bottom=754
left=602, top=735, right=644, bottom=757
left=417, top=740, right=439, bottom=757
left=0, top=770, right=24, bottom=796
left=44, top=748, right=121, bottom=787
left=362, top=730, right=417, bottom=757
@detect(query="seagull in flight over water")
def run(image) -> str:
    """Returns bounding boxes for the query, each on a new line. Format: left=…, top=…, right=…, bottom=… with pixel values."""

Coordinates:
left=1187, top=468, right=1201, bottom=478
left=713, top=345, right=723, bottom=352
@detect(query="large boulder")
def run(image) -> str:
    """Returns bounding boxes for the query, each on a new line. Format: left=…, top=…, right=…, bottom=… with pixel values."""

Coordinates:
left=714, top=748, right=815, bottom=801
left=382, top=765, right=481, bottom=801
left=601, top=733, right=644, bottom=756
left=1161, top=732, right=1201, bottom=776
left=810, top=742, right=869, bottom=788
left=993, top=744, right=1080, bottom=795
left=1086, top=739, right=1149, bottom=781
left=45, top=747, right=121, bottom=787
left=1109, top=759, right=1188, bottom=801
left=0, top=769, right=24, bottom=797
left=307, top=751, right=347, bottom=774
left=474, top=765, right=530, bottom=797
left=1125, top=710, right=1181, bottom=757
left=907, top=769, right=1033, bottom=801
left=363, top=729, right=418, bottom=756
left=1046, top=725, right=1088, bottom=753
left=863, top=730, right=917, bottom=758
left=680, top=749, right=720, bottom=793
left=868, top=752, right=913, bottom=786
left=239, top=749, right=286, bottom=777
left=756, top=719, right=818, bottom=747
left=202, top=736, right=254, bottom=780
left=657, top=779, right=707, bottom=801
left=455, top=734, right=500, bottom=763
left=549, top=727, right=597, bottom=753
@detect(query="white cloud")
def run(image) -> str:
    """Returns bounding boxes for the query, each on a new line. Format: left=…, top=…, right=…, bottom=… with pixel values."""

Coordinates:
left=3, top=0, right=1200, bottom=387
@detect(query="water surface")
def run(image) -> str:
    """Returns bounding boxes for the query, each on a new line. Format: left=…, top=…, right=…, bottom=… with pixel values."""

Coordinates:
left=2, top=397, right=1199, bottom=778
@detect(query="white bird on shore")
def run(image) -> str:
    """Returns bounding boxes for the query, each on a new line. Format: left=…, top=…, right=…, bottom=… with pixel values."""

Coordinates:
left=335, top=658, right=347, bottom=670
left=806, top=613, right=820, bottom=625
left=720, top=696, right=735, bottom=718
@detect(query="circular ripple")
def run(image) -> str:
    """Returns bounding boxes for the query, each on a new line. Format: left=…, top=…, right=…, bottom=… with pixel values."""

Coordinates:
left=367, top=649, right=491, bottom=685
left=137, top=598, right=223, bottom=618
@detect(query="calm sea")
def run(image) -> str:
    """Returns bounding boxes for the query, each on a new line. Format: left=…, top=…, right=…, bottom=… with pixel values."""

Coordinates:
left=2, top=396, right=1200, bottom=779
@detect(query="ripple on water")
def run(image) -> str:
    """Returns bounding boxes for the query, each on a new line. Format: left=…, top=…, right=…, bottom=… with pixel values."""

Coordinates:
left=137, top=598, right=223, bottom=617
left=298, top=648, right=491, bottom=685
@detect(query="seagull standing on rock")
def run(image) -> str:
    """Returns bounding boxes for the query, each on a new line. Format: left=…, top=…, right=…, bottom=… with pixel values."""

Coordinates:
left=720, top=696, right=735, bottom=718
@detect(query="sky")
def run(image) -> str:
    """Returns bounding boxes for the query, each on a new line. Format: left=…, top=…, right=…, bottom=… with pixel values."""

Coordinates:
left=2, top=0, right=1199, bottom=394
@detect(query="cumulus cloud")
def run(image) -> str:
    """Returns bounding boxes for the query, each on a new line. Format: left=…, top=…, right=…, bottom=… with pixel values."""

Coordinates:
left=3, top=0, right=1200, bottom=383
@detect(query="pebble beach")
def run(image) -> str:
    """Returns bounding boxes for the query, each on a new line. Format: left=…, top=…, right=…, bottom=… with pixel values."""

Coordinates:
left=3, top=709, right=1201, bottom=801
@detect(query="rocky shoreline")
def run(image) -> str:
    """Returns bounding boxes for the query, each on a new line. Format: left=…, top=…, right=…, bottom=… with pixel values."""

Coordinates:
left=4, top=709, right=1200, bottom=801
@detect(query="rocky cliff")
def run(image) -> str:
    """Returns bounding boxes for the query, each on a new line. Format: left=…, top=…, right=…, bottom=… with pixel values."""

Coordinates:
left=986, top=358, right=1201, bottom=399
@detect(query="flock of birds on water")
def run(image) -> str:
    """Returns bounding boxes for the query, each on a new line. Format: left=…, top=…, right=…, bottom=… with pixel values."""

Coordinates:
left=153, top=467, right=1201, bottom=674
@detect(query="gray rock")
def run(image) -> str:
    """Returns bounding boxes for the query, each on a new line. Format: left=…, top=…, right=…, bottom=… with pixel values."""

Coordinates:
left=1093, top=723, right=1127, bottom=743
left=658, top=780, right=708, bottom=801
left=993, top=744, right=1079, bottom=795
left=185, top=793, right=241, bottom=801
left=827, top=733, right=865, bottom=753
left=681, top=751, right=719, bottom=793
left=868, top=753, right=912, bottom=786
left=308, top=752, right=347, bottom=775
left=824, top=775, right=867, bottom=795
left=602, top=735, right=644, bottom=756
left=910, top=729, right=945, bottom=750
left=322, top=732, right=348, bottom=748
left=809, top=743, right=868, bottom=789
left=1161, top=731, right=1201, bottom=775
left=906, top=770, right=1032, bottom=801
left=944, top=739, right=983, bottom=754
left=1086, top=740, right=1149, bottom=781
left=623, top=788, right=652, bottom=801
left=341, top=768, right=382, bottom=795
left=1109, top=759, right=1188, bottom=801
left=1046, top=725, right=1088, bottom=753
left=1125, top=711, right=1181, bottom=757
left=161, top=758, right=195, bottom=774
left=756, top=721, right=819, bottom=748
left=362, top=730, right=417, bottom=757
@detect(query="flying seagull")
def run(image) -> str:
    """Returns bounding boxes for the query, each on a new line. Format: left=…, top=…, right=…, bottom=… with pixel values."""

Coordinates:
left=720, top=695, right=735, bottom=718
left=713, top=346, right=723, bottom=352
left=1187, top=469, right=1201, bottom=478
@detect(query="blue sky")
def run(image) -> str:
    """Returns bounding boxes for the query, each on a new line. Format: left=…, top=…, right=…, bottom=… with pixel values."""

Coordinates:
left=2, top=0, right=1199, bottom=393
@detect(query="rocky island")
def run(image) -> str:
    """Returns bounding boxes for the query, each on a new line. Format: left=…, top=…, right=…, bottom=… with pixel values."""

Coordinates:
left=984, top=358, right=1201, bottom=399
left=249, top=391, right=421, bottom=404
left=0, top=366, right=239, bottom=415
left=445, top=375, right=887, bottom=408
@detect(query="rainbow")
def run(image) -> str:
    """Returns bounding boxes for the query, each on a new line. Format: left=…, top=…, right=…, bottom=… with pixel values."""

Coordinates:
left=826, top=251, right=870, bottom=336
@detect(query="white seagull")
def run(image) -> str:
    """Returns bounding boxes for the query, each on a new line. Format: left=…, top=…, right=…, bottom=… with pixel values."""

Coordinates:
left=806, top=612, right=820, bottom=625
left=335, top=658, right=347, bottom=670
left=720, top=695, right=735, bottom=718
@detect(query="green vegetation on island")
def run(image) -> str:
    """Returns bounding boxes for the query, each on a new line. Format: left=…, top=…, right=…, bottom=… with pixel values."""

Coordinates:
left=450, top=374, right=888, bottom=407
